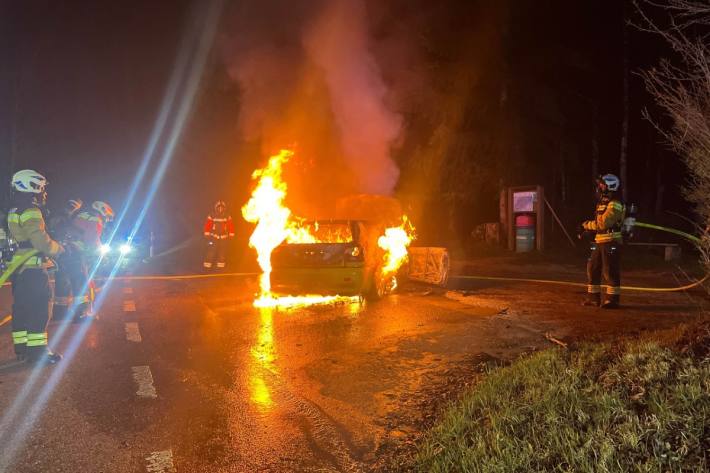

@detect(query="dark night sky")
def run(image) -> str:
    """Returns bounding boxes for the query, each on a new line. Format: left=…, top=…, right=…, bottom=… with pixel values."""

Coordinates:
left=0, top=0, right=691, bottom=250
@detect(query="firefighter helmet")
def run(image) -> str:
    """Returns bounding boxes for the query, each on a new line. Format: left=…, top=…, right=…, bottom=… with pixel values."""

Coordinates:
left=597, top=174, right=620, bottom=193
left=92, top=201, right=115, bottom=222
left=66, top=198, right=83, bottom=214
left=214, top=200, right=226, bottom=212
left=11, top=169, right=47, bottom=194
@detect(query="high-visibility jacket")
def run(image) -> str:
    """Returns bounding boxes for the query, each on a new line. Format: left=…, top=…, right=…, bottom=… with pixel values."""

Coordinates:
left=583, top=196, right=626, bottom=244
left=74, top=211, right=104, bottom=250
left=204, top=214, right=235, bottom=239
left=7, top=206, right=63, bottom=270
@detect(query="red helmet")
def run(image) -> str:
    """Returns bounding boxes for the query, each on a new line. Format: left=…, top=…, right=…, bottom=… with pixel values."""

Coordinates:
left=92, top=201, right=115, bottom=222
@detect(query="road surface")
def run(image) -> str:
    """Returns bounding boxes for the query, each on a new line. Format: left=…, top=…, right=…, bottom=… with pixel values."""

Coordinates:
left=0, top=264, right=704, bottom=472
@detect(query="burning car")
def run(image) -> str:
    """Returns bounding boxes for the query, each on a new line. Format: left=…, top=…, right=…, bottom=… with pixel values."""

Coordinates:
left=270, top=219, right=395, bottom=300
left=242, top=150, right=414, bottom=308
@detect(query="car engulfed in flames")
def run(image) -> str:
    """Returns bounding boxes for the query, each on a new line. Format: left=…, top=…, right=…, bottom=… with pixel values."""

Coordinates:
left=242, top=149, right=414, bottom=308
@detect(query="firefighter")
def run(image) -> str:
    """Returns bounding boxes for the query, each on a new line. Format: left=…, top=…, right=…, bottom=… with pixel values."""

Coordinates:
left=75, top=201, right=114, bottom=250
left=7, top=170, right=64, bottom=363
left=51, top=199, right=90, bottom=321
left=71, top=200, right=114, bottom=320
left=580, top=174, right=626, bottom=309
left=203, top=200, right=234, bottom=269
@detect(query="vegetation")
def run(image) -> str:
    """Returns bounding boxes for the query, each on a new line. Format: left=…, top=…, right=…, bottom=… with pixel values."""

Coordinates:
left=414, top=323, right=709, bottom=472
left=636, top=1, right=710, bottom=278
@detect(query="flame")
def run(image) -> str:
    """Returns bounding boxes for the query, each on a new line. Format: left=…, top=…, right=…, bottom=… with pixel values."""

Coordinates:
left=241, top=149, right=294, bottom=296
left=243, top=149, right=415, bottom=307
left=378, top=216, right=415, bottom=284
left=242, top=150, right=359, bottom=308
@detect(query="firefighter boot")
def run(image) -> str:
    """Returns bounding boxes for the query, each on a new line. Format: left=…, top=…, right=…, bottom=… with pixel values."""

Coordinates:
left=601, top=295, right=620, bottom=309
left=26, top=349, right=63, bottom=365
left=582, top=293, right=601, bottom=307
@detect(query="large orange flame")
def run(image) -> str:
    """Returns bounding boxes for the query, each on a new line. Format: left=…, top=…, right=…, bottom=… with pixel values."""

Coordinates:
left=241, top=149, right=294, bottom=296
left=241, top=150, right=359, bottom=308
left=242, top=149, right=415, bottom=307
left=378, top=216, right=415, bottom=288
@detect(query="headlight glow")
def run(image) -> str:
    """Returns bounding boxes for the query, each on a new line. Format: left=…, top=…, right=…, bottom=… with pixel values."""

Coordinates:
left=99, top=244, right=111, bottom=255
left=119, top=243, right=132, bottom=255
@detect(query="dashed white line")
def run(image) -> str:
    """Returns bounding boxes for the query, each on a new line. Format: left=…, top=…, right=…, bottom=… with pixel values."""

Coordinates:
left=123, top=300, right=136, bottom=312
left=145, top=450, right=176, bottom=472
left=124, top=322, right=142, bottom=342
left=131, top=366, right=157, bottom=399
left=123, top=287, right=134, bottom=295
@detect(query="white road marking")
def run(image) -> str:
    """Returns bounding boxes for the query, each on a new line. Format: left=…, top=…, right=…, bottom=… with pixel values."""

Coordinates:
left=131, top=366, right=157, bottom=399
left=145, top=450, right=175, bottom=472
left=124, top=322, right=142, bottom=342
left=123, top=287, right=134, bottom=295
left=123, top=300, right=136, bottom=312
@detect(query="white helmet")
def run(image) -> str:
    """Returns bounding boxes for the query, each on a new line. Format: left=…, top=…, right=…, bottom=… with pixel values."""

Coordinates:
left=92, top=201, right=115, bottom=222
left=11, top=169, right=47, bottom=194
left=600, top=174, right=620, bottom=192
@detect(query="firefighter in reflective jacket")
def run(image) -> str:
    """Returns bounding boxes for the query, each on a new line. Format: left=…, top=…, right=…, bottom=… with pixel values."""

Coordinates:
left=50, top=199, right=92, bottom=322
left=75, top=201, right=114, bottom=250
left=581, top=174, right=626, bottom=309
left=71, top=201, right=114, bottom=319
left=203, top=200, right=234, bottom=269
left=7, top=170, right=64, bottom=364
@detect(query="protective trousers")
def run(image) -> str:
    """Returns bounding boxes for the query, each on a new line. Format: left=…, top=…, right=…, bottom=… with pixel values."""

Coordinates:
left=53, top=253, right=91, bottom=320
left=203, top=239, right=227, bottom=269
left=587, top=242, right=621, bottom=301
left=11, top=268, right=51, bottom=358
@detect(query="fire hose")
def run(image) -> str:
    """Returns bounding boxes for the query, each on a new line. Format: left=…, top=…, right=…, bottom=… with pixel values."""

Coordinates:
left=0, top=250, right=39, bottom=286
left=452, top=221, right=708, bottom=293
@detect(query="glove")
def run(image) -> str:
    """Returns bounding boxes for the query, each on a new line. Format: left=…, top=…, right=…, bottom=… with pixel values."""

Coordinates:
left=577, top=223, right=587, bottom=240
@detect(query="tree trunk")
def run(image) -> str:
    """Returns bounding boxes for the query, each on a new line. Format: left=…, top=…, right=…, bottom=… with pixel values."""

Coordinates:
left=620, top=0, right=629, bottom=201
left=591, top=103, right=599, bottom=180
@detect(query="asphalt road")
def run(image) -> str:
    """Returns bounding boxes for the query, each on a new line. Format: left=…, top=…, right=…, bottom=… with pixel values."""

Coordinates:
left=0, top=265, right=705, bottom=472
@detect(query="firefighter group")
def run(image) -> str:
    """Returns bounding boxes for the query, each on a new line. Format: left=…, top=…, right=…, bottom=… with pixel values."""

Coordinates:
left=1, top=170, right=114, bottom=364
left=0, top=169, right=237, bottom=365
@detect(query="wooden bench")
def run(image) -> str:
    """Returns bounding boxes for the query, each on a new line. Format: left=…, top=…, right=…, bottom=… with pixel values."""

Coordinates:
left=627, top=242, right=681, bottom=262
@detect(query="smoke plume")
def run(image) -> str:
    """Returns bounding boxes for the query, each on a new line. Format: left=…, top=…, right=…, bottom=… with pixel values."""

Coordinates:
left=223, top=0, right=402, bottom=206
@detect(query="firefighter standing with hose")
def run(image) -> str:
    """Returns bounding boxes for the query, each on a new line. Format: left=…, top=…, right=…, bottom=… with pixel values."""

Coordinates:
left=203, top=200, right=234, bottom=269
left=580, top=174, right=626, bottom=309
left=6, top=170, right=64, bottom=364
left=50, top=198, right=88, bottom=321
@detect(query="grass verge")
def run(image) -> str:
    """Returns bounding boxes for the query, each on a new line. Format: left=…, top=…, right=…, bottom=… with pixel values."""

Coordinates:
left=414, top=322, right=709, bottom=472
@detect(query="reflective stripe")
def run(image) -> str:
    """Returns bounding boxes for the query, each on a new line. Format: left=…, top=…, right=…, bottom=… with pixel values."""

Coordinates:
left=216, top=263, right=226, bottom=268
left=212, top=218, right=227, bottom=222
left=26, top=332, right=48, bottom=347
left=595, top=232, right=623, bottom=243
left=203, top=262, right=212, bottom=268
left=606, top=286, right=621, bottom=295
left=19, top=208, right=43, bottom=223
left=7, top=213, right=20, bottom=224
left=75, top=295, right=90, bottom=304
left=609, top=202, right=624, bottom=211
left=587, top=285, right=601, bottom=294
left=12, top=331, right=28, bottom=345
